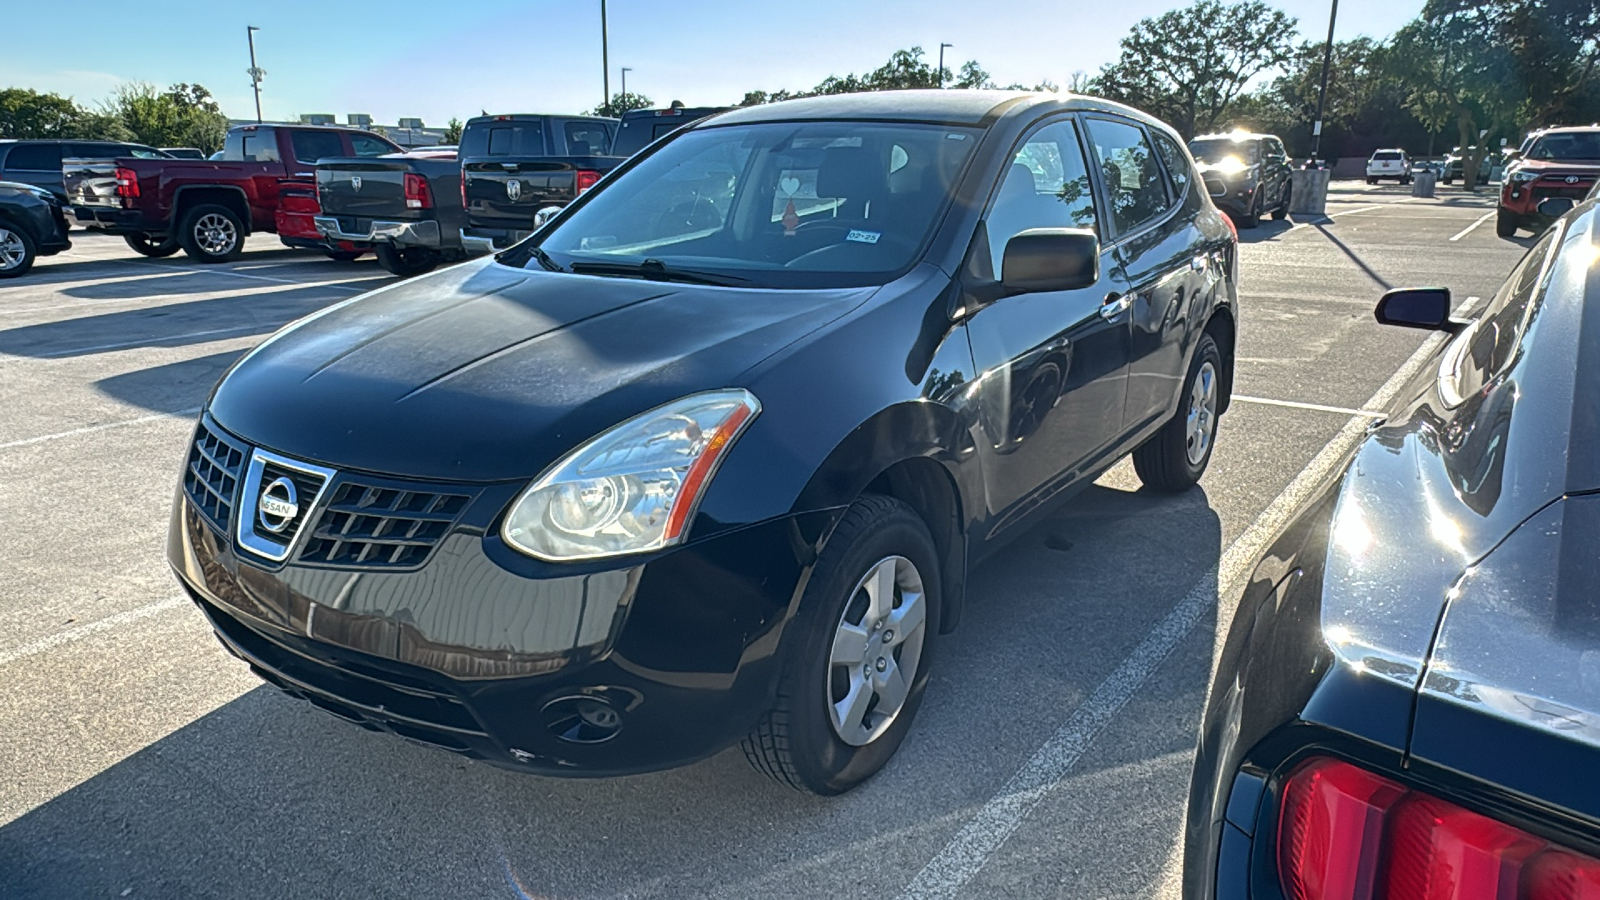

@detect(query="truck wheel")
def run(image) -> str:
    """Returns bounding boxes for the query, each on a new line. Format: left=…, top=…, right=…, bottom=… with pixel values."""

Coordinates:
left=1495, top=210, right=1519, bottom=238
left=375, top=244, right=440, bottom=278
left=0, top=221, right=38, bottom=278
left=1133, top=334, right=1224, bottom=492
left=742, top=495, right=939, bottom=795
left=124, top=234, right=181, bottom=258
left=178, top=204, right=244, bottom=262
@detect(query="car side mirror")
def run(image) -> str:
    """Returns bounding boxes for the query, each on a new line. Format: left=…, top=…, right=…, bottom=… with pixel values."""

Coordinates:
left=1375, top=287, right=1457, bottom=331
left=1000, top=228, right=1100, bottom=293
left=1538, top=197, right=1575, bottom=218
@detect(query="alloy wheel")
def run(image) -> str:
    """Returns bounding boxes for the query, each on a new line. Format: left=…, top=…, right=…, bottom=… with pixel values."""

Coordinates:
left=194, top=213, right=238, bottom=256
left=0, top=227, right=24, bottom=270
left=826, top=555, right=928, bottom=747
left=1185, top=360, right=1219, bottom=465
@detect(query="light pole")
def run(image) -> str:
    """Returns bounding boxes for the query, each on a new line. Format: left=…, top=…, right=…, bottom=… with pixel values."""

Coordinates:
left=246, top=25, right=265, bottom=123
left=601, top=0, right=610, bottom=110
left=621, top=66, right=632, bottom=102
left=1309, top=0, right=1338, bottom=165
left=938, top=42, right=953, bottom=88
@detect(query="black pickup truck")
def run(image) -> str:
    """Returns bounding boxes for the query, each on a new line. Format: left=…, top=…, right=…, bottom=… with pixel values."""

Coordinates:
left=609, top=105, right=731, bottom=157
left=314, top=148, right=475, bottom=277
left=459, top=114, right=619, bottom=250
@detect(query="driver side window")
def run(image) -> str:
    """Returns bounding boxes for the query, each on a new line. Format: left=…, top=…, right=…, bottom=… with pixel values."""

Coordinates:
left=985, top=119, right=1098, bottom=279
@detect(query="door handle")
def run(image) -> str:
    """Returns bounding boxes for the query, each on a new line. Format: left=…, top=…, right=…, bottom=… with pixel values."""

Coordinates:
left=1099, top=292, right=1133, bottom=321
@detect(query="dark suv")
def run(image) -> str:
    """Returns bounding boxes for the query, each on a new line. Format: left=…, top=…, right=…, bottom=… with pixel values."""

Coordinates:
left=1187, top=132, right=1291, bottom=227
left=0, top=140, right=168, bottom=202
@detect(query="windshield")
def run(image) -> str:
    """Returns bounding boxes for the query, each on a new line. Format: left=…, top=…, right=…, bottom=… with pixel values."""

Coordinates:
left=1187, top=138, right=1259, bottom=166
left=516, top=120, right=980, bottom=289
left=1525, top=132, right=1600, bottom=162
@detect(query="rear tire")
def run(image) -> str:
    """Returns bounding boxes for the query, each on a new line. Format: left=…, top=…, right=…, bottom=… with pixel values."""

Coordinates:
left=178, top=204, right=244, bottom=262
left=0, top=221, right=38, bottom=278
left=1495, top=210, right=1519, bottom=238
left=742, top=495, right=940, bottom=795
left=124, top=233, right=180, bottom=257
left=1133, top=334, right=1224, bottom=492
left=374, top=243, right=440, bottom=278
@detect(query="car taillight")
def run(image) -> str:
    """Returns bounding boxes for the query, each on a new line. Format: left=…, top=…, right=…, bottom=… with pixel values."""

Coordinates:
left=575, top=169, right=601, bottom=194
left=404, top=172, right=432, bottom=209
left=114, top=167, right=139, bottom=199
left=460, top=172, right=468, bottom=210
left=1279, top=759, right=1600, bottom=900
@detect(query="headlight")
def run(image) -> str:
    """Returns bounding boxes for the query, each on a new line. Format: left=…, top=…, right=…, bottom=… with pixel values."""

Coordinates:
left=1511, top=169, right=1540, bottom=182
left=501, top=389, right=761, bottom=562
left=1212, top=156, right=1250, bottom=176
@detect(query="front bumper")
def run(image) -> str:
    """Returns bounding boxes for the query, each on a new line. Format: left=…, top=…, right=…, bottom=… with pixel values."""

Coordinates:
left=314, top=216, right=445, bottom=249
left=1500, top=176, right=1595, bottom=218
left=167, top=432, right=837, bottom=775
left=1204, top=179, right=1256, bottom=218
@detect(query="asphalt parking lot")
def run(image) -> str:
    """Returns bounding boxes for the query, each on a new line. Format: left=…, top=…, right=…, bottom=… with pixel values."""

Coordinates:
left=0, top=182, right=1530, bottom=899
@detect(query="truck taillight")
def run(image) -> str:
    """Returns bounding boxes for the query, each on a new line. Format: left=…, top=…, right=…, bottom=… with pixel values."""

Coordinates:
left=404, top=173, right=432, bottom=209
left=1279, top=758, right=1600, bottom=900
left=114, top=167, right=140, bottom=199
left=576, top=169, right=601, bottom=194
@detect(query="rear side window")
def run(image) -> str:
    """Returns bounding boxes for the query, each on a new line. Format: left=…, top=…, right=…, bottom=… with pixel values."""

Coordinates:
left=5, top=144, right=62, bottom=170
left=290, top=131, right=344, bottom=164
left=564, top=122, right=611, bottom=156
left=1085, top=117, right=1170, bottom=236
left=350, top=135, right=393, bottom=157
left=124, top=145, right=166, bottom=159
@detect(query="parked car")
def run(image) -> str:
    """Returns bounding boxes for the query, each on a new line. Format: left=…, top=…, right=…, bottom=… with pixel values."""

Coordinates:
left=1441, top=147, right=1490, bottom=186
left=161, top=147, right=206, bottom=160
left=1365, top=148, right=1411, bottom=184
left=63, top=123, right=401, bottom=262
left=460, top=113, right=620, bottom=251
left=1187, top=131, right=1291, bottom=227
left=0, top=181, right=71, bottom=278
left=609, top=105, right=733, bottom=158
left=0, top=139, right=168, bottom=202
left=1497, top=125, right=1600, bottom=236
left=168, top=90, right=1238, bottom=795
left=1183, top=195, right=1600, bottom=898
left=315, top=148, right=476, bottom=276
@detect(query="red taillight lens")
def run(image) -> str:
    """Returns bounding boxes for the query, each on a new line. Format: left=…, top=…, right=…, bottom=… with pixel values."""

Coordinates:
left=114, top=167, right=139, bottom=200
left=460, top=173, right=468, bottom=210
left=1279, top=759, right=1600, bottom=900
left=403, top=172, right=432, bottom=209
left=575, top=169, right=601, bottom=194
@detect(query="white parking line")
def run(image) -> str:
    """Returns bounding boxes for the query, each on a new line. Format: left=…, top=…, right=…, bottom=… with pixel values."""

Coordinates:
left=36, top=324, right=265, bottom=358
left=1233, top=395, right=1385, bottom=417
left=897, top=323, right=1460, bottom=900
left=0, top=596, right=187, bottom=668
left=0, top=407, right=200, bottom=451
left=1286, top=203, right=1384, bottom=232
left=1449, top=212, right=1497, bottom=242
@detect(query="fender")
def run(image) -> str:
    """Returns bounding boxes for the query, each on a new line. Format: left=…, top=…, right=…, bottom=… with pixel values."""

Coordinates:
left=169, top=183, right=254, bottom=235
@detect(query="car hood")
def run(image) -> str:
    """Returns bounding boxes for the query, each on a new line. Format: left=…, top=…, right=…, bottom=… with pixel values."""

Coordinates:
left=209, top=257, right=877, bottom=481
left=1516, top=159, right=1600, bottom=172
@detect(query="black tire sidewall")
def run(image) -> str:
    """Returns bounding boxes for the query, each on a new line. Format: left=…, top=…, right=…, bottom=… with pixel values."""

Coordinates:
left=779, top=498, right=942, bottom=795
left=124, top=233, right=179, bottom=257
left=1172, top=334, right=1223, bottom=481
left=375, top=243, right=439, bottom=277
left=0, top=219, right=37, bottom=278
left=179, top=204, right=244, bottom=262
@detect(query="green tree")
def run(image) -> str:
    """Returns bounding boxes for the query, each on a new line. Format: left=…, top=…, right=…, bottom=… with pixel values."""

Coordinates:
left=1389, top=3, right=1517, bottom=187
left=0, top=87, right=130, bottom=140
left=442, top=117, right=464, bottom=144
left=737, top=46, right=1036, bottom=103
left=1088, top=0, right=1299, bottom=137
left=592, top=92, right=653, bottom=117
left=104, top=82, right=229, bottom=153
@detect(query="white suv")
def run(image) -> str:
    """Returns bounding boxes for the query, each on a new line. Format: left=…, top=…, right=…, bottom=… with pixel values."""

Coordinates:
left=1366, top=149, right=1411, bottom=184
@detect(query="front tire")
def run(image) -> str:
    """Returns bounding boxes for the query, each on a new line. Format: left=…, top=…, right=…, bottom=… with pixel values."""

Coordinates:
left=1271, top=183, right=1291, bottom=220
left=124, top=233, right=180, bottom=257
left=0, top=221, right=38, bottom=278
left=742, top=495, right=940, bottom=795
left=1133, top=333, right=1224, bottom=492
left=178, top=204, right=244, bottom=262
left=1495, top=209, right=1519, bottom=238
left=1237, top=193, right=1260, bottom=229
left=374, top=243, right=440, bottom=278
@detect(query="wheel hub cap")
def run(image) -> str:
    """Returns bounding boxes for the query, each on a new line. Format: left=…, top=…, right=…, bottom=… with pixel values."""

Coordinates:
left=1185, top=361, right=1219, bottom=465
left=0, top=228, right=23, bottom=270
left=195, top=214, right=237, bottom=255
left=826, top=555, right=928, bottom=747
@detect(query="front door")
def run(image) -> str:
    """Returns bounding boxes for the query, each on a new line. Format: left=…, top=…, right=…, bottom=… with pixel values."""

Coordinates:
left=964, top=117, right=1131, bottom=541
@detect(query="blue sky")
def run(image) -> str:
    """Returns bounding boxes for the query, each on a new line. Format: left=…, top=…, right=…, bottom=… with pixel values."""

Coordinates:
left=4, top=0, right=1422, bottom=125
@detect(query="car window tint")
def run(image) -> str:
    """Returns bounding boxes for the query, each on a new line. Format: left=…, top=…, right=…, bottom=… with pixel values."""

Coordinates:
left=350, top=135, right=393, bottom=157
left=1151, top=132, right=1193, bottom=197
left=985, top=119, right=1098, bottom=278
left=5, top=144, right=61, bottom=170
left=240, top=132, right=278, bottom=162
left=126, top=145, right=166, bottom=158
left=1085, top=117, right=1169, bottom=236
left=291, top=131, right=344, bottom=164
left=565, top=122, right=611, bottom=156
left=1450, top=230, right=1556, bottom=402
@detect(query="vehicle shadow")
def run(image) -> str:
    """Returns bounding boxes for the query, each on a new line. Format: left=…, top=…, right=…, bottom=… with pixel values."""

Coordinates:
left=1235, top=218, right=1294, bottom=243
left=0, top=285, right=347, bottom=359
left=0, top=478, right=1223, bottom=899
left=91, top=350, right=243, bottom=413
left=57, top=270, right=289, bottom=301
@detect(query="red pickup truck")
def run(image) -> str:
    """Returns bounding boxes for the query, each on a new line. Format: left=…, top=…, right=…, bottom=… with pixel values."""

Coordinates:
left=64, top=124, right=400, bottom=262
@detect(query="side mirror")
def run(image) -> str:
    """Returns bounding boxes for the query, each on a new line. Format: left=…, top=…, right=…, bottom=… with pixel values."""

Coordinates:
left=1538, top=197, right=1576, bottom=219
left=1375, top=287, right=1455, bottom=331
left=1001, top=228, right=1100, bottom=293
left=533, top=206, right=562, bottom=229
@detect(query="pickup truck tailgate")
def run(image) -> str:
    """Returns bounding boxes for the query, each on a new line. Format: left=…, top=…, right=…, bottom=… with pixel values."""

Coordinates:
left=317, top=161, right=413, bottom=218
left=463, top=160, right=599, bottom=227
left=62, top=158, right=125, bottom=209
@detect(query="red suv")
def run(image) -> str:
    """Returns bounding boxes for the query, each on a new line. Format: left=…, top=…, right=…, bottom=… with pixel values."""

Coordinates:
left=1498, top=126, right=1600, bottom=236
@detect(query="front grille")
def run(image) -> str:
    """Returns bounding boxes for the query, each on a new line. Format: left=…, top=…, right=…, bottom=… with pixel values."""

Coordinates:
left=184, top=420, right=247, bottom=533
left=254, top=460, right=326, bottom=546
left=298, top=477, right=473, bottom=569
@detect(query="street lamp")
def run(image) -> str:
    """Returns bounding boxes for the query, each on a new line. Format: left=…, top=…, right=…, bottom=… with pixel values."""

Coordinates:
left=601, top=0, right=610, bottom=109
left=621, top=66, right=632, bottom=102
left=1309, top=0, right=1338, bottom=165
left=246, top=25, right=265, bottom=123
left=938, top=42, right=953, bottom=88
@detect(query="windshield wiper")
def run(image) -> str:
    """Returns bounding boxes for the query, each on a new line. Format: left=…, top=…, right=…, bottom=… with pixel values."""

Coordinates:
left=568, top=258, right=749, bottom=287
left=528, top=246, right=565, bottom=273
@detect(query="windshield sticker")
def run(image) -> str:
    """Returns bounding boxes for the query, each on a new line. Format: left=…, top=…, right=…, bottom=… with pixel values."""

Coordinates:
left=846, top=230, right=881, bottom=244
left=779, top=175, right=801, bottom=236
